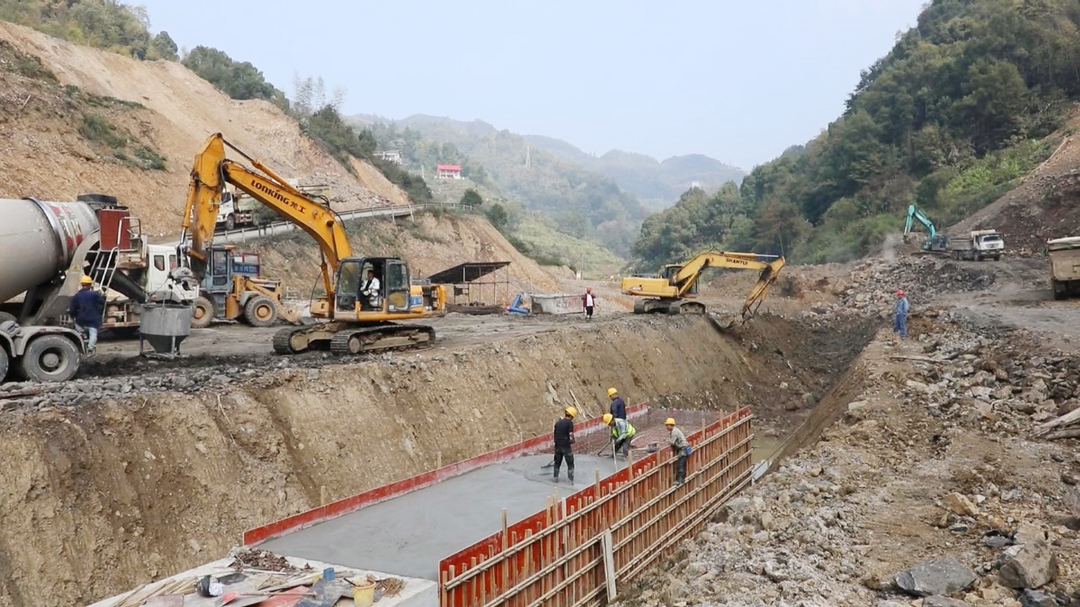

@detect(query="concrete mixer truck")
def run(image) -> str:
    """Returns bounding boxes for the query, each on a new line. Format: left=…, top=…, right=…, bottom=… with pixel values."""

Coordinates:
left=0, top=197, right=194, bottom=383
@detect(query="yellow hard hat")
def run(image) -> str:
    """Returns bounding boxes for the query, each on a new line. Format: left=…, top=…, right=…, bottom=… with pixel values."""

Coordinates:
left=79, top=275, right=93, bottom=285
left=665, top=418, right=676, bottom=426
left=565, top=406, right=577, bottom=418
left=602, top=413, right=614, bottom=424
left=606, top=388, right=618, bottom=397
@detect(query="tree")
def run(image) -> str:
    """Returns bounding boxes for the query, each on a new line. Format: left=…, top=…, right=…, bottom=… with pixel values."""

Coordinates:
left=460, top=189, right=483, bottom=208
left=148, top=30, right=177, bottom=60
left=182, top=46, right=288, bottom=110
left=486, top=203, right=509, bottom=230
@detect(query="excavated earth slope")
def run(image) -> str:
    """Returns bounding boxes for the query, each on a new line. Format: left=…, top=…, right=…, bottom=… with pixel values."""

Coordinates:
left=0, top=21, right=405, bottom=237
left=0, top=314, right=874, bottom=607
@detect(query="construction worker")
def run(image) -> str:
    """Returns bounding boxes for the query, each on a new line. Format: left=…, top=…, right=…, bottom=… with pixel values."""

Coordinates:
left=603, top=413, right=636, bottom=457
left=894, top=289, right=909, bottom=339
left=361, top=269, right=381, bottom=310
left=553, top=406, right=576, bottom=484
left=69, top=275, right=104, bottom=355
left=666, top=418, right=690, bottom=485
left=581, top=287, right=596, bottom=321
left=607, top=387, right=626, bottom=420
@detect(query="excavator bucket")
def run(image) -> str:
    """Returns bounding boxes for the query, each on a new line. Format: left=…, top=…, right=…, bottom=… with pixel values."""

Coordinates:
left=740, top=257, right=786, bottom=320
left=277, top=301, right=304, bottom=325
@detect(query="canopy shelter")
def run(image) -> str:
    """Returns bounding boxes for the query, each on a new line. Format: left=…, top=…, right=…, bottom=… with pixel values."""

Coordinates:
left=425, top=261, right=511, bottom=309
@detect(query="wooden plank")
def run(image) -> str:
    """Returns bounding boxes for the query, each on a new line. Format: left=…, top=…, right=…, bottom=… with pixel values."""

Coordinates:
left=601, top=530, right=617, bottom=602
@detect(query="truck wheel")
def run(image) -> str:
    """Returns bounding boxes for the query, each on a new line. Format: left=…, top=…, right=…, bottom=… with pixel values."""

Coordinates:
left=0, top=347, right=9, bottom=382
left=1053, top=281, right=1067, bottom=301
left=0, top=311, right=16, bottom=327
left=18, top=335, right=80, bottom=382
left=994, top=255, right=1001, bottom=261
left=225, top=214, right=236, bottom=231
left=191, top=296, right=215, bottom=329
left=244, top=296, right=279, bottom=327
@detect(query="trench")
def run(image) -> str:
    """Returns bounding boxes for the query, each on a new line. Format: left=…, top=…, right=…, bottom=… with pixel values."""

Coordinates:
left=0, top=314, right=878, bottom=607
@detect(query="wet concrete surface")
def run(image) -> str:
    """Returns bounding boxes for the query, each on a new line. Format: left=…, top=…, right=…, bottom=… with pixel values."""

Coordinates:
left=259, top=454, right=620, bottom=581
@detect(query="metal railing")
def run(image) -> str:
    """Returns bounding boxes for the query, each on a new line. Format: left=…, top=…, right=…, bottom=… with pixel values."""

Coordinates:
left=212, top=202, right=463, bottom=244
left=439, top=407, right=754, bottom=607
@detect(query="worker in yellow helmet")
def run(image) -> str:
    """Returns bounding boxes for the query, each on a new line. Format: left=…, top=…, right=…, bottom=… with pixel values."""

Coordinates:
left=604, top=412, right=636, bottom=457
left=666, top=418, right=691, bottom=485
left=553, top=406, right=576, bottom=484
left=69, top=275, right=104, bottom=355
left=607, top=387, right=626, bottom=420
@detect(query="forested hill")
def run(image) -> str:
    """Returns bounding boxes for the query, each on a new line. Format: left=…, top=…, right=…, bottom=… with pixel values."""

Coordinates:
left=353, top=114, right=648, bottom=256
left=523, top=135, right=744, bottom=210
left=634, top=0, right=1080, bottom=268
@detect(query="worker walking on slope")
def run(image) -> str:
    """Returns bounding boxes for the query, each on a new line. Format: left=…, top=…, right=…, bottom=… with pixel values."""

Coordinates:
left=894, top=289, right=909, bottom=339
left=553, top=407, right=576, bottom=484
left=603, top=413, right=636, bottom=457
left=69, top=275, right=104, bottom=356
left=607, top=387, right=626, bottom=420
left=665, top=418, right=691, bottom=485
left=582, top=288, right=596, bottom=321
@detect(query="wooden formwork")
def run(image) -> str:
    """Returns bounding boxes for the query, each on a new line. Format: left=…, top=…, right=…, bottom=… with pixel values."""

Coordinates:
left=439, top=407, right=754, bottom=607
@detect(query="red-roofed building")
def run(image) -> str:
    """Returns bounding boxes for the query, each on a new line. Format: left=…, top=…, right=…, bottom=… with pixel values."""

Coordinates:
left=435, top=164, right=462, bottom=180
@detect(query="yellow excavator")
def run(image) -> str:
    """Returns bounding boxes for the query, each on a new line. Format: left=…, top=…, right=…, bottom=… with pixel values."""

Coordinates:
left=621, top=251, right=785, bottom=317
left=182, top=133, right=446, bottom=354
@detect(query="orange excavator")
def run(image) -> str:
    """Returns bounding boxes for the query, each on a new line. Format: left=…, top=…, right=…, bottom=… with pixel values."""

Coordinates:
left=181, top=133, right=446, bottom=354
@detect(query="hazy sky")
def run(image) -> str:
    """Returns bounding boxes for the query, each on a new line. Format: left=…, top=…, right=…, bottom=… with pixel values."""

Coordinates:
left=137, top=0, right=926, bottom=170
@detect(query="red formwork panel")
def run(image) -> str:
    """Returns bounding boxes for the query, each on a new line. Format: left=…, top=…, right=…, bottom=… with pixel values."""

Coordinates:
left=438, top=406, right=753, bottom=607
left=242, top=404, right=649, bottom=546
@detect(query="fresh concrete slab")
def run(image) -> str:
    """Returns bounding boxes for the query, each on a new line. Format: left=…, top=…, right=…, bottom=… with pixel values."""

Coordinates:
left=260, top=454, right=621, bottom=580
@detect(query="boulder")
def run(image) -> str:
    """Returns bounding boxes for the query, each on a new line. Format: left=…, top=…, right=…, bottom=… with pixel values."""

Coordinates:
left=944, top=493, right=979, bottom=516
left=1019, top=589, right=1060, bottom=607
left=923, top=597, right=968, bottom=607
left=999, top=539, right=1058, bottom=589
left=894, top=559, right=976, bottom=597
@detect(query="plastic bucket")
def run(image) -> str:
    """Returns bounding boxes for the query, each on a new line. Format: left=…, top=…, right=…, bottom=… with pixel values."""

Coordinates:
left=353, top=582, right=376, bottom=607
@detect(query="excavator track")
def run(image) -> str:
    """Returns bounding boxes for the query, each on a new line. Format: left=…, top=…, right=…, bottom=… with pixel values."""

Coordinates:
left=329, top=324, right=436, bottom=355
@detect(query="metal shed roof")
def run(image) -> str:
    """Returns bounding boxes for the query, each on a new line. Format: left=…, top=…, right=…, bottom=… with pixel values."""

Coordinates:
left=426, top=261, right=510, bottom=284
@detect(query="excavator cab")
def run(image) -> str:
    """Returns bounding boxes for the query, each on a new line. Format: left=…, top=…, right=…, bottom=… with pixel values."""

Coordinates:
left=661, top=264, right=699, bottom=296
left=334, top=257, right=423, bottom=318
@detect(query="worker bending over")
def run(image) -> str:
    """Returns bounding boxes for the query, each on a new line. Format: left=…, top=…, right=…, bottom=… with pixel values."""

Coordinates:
left=666, top=418, right=690, bottom=485
left=603, top=413, right=636, bottom=457
left=607, top=387, right=626, bottom=420
left=69, top=275, right=104, bottom=355
left=553, top=407, right=576, bottom=484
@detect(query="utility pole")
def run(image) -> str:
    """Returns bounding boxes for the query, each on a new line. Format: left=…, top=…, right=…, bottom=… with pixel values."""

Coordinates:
left=525, top=145, right=531, bottom=168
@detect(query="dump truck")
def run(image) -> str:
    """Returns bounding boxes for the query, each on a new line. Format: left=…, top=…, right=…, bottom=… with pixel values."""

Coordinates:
left=1048, top=236, right=1080, bottom=300
left=948, top=229, right=1005, bottom=261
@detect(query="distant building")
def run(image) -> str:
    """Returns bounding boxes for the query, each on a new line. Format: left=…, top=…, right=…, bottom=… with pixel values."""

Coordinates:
left=435, top=164, right=463, bottom=180
left=373, top=150, right=403, bottom=165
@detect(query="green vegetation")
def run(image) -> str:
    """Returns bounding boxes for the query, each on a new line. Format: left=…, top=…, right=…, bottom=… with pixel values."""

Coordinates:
left=364, top=117, right=646, bottom=256
left=635, top=0, right=1080, bottom=267
left=77, top=112, right=168, bottom=170
left=525, top=136, right=744, bottom=210
left=0, top=0, right=176, bottom=60
left=460, top=188, right=483, bottom=208
left=181, top=46, right=288, bottom=110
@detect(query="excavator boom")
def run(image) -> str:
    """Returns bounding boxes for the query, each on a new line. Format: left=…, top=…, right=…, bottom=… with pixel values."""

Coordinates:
left=182, top=133, right=350, bottom=303
left=621, top=251, right=785, bottom=318
left=181, top=132, right=446, bottom=355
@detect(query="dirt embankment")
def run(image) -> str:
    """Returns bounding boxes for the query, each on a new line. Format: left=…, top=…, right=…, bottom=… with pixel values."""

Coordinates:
left=952, top=111, right=1080, bottom=252
left=0, top=21, right=402, bottom=237
left=255, top=212, right=565, bottom=297
left=0, top=314, right=871, bottom=607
